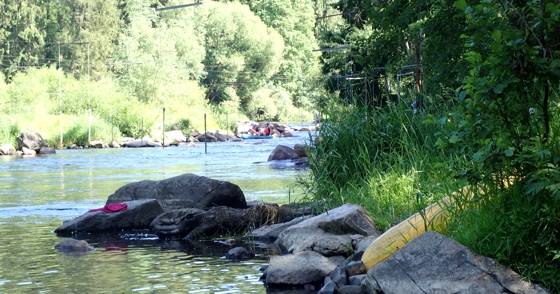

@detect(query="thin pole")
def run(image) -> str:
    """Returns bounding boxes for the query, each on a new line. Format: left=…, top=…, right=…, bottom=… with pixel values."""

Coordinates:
left=162, top=107, right=165, bottom=148
left=204, top=113, right=207, bottom=154
left=58, top=43, right=62, bottom=148
left=87, top=43, right=91, bottom=143
left=111, top=115, right=114, bottom=144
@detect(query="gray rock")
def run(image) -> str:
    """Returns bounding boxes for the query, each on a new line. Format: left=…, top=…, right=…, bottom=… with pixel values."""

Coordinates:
left=249, top=216, right=310, bottom=242
left=39, top=147, right=56, bottom=154
left=197, top=133, right=217, bottom=142
left=313, top=234, right=355, bottom=256
left=17, top=130, right=47, bottom=152
left=363, top=231, right=549, bottom=294
left=106, top=173, right=246, bottom=212
left=213, top=132, right=228, bottom=142
left=123, top=136, right=161, bottom=147
left=317, top=280, right=337, bottom=294
left=293, top=144, right=308, bottom=158
left=345, top=260, right=366, bottom=276
left=337, top=285, right=361, bottom=294
left=328, top=255, right=347, bottom=266
left=225, top=247, right=254, bottom=260
left=150, top=208, right=205, bottom=236
left=0, top=144, right=16, bottom=155
left=265, top=251, right=338, bottom=285
left=54, top=199, right=164, bottom=235
left=152, top=204, right=282, bottom=240
left=165, top=130, right=186, bottom=143
left=355, top=235, right=377, bottom=253
left=89, top=140, right=104, bottom=148
left=348, top=274, right=366, bottom=286
left=328, top=265, right=347, bottom=287
left=54, top=238, right=95, bottom=252
left=267, top=145, right=300, bottom=161
left=275, top=204, right=379, bottom=255
left=22, top=146, right=36, bottom=155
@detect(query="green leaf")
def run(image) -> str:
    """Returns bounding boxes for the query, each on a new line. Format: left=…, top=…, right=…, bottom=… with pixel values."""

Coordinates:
left=454, top=0, right=468, bottom=11
left=491, top=30, right=501, bottom=41
left=449, top=135, right=460, bottom=144
left=493, top=84, right=504, bottom=94
left=458, top=90, right=467, bottom=101
left=504, top=149, right=513, bottom=157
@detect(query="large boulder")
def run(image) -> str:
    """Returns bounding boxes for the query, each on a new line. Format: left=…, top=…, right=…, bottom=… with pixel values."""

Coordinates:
left=362, top=231, right=549, bottom=294
left=17, top=130, right=48, bottom=153
left=123, top=136, right=162, bottom=148
left=213, top=131, right=231, bottom=142
left=275, top=204, right=379, bottom=256
left=54, top=199, right=164, bottom=235
left=197, top=133, right=218, bottom=142
left=265, top=251, right=338, bottom=285
left=165, top=130, right=187, bottom=143
left=268, top=145, right=300, bottom=161
left=106, top=173, right=247, bottom=211
left=89, top=140, right=105, bottom=148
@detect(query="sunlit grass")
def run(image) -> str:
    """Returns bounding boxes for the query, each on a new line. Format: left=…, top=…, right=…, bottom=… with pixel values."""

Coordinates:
left=296, top=100, right=460, bottom=231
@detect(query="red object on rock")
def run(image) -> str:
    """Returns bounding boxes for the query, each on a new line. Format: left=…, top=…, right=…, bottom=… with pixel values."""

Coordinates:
left=88, top=203, right=128, bottom=213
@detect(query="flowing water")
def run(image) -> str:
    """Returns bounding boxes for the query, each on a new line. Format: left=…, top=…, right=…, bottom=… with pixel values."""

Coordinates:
left=0, top=133, right=311, bottom=293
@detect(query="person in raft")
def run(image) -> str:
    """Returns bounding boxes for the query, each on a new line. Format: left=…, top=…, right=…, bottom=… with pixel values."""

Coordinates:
left=248, top=123, right=259, bottom=135
left=263, top=122, right=271, bottom=136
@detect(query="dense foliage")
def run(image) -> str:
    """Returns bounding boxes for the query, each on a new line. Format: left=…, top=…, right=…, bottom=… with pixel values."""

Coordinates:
left=2, top=0, right=560, bottom=290
left=0, top=0, right=321, bottom=146
left=301, top=0, right=560, bottom=291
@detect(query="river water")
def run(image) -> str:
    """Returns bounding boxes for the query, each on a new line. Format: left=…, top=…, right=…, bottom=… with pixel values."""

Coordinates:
left=0, top=133, right=311, bottom=293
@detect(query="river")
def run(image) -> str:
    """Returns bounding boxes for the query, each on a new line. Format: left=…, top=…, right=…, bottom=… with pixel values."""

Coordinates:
left=0, top=133, right=311, bottom=293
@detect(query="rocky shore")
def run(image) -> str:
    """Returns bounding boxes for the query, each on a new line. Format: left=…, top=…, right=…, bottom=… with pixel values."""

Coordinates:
left=53, top=172, right=549, bottom=294
left=0, top=121, right=317, bottom=155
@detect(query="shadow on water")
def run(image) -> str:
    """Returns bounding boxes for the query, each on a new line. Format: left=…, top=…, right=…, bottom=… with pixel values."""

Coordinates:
left=0, top=134, right=312, bottom=293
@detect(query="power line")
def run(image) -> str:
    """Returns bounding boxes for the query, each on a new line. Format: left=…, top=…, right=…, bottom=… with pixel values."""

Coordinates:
left=155, top=2, right=202, bottom=11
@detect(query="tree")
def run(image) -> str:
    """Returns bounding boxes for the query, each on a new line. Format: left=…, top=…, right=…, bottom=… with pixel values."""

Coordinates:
left=193, top=1, right=284, bottom=110
left=246, top=0, right=322, bottom=111
left=0, top=0, right=46, bottom=80
left=444, top=1, right=560, bottom=290
left=44, top=0, right=121, bottom=79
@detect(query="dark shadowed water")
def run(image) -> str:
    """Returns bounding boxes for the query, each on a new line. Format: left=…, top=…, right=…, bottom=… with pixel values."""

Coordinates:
left=0, top=133, right=311, bottom=293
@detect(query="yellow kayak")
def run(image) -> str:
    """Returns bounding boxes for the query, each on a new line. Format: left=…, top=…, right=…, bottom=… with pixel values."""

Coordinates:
left=361, top=196, right=451, bottom=269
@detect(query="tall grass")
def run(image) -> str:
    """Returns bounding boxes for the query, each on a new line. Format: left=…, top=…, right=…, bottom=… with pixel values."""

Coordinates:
left=301, top=93, right=560, bottom=291
left=297, top=100, right=461, bottom=231
left=0, top=115, right=20, bottom=146
left=446, top=137, right=560, bottom=292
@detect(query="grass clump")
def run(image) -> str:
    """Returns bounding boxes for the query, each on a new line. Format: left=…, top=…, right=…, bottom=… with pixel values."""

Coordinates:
left=297, top=100, right=460, bottom=231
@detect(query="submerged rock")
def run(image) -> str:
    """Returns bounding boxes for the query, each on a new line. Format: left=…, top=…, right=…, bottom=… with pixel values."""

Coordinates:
left=55, top=238, right=95, bottom=255
left=225, top=247, right=254, bottom=261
